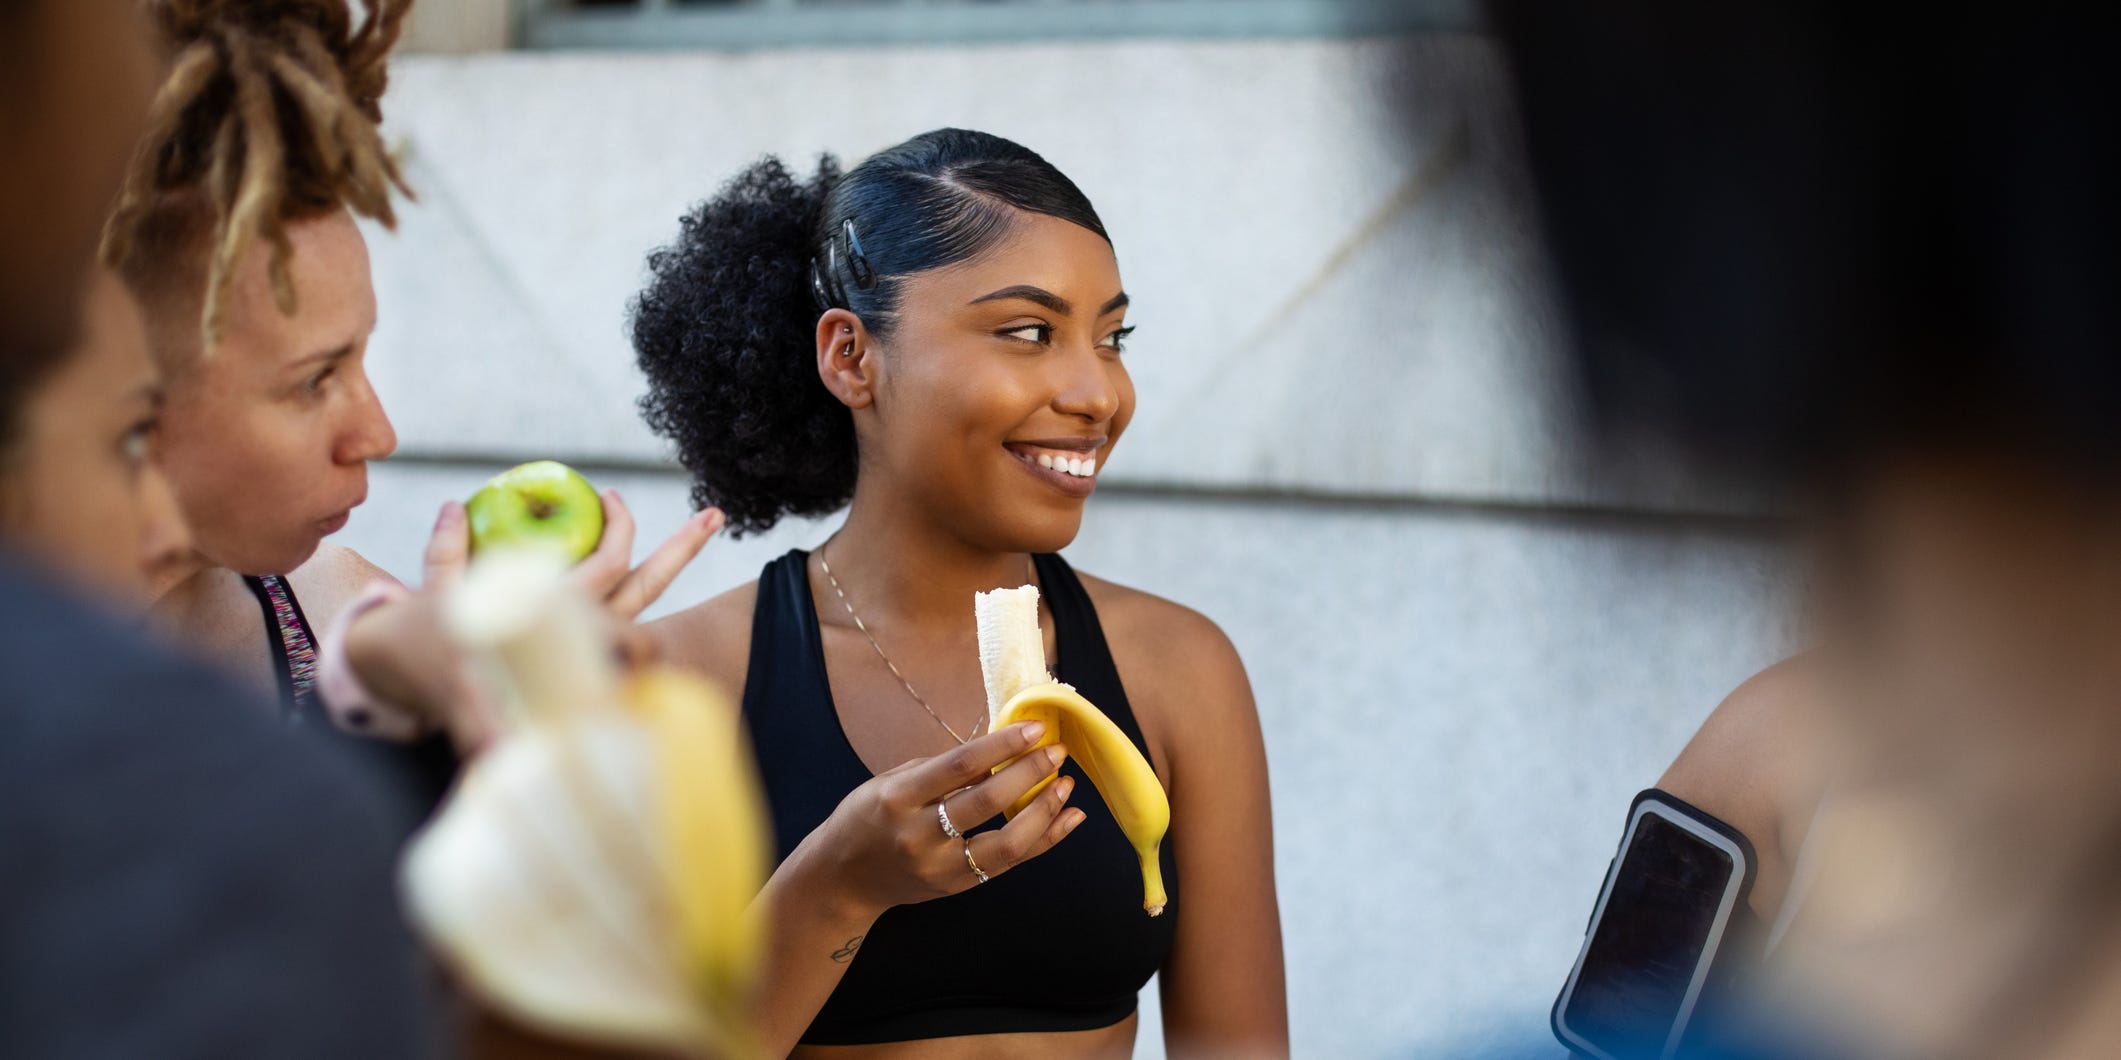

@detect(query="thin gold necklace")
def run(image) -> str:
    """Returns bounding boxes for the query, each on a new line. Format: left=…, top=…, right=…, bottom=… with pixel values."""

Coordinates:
left=817, top=543, right=1035, bottom=746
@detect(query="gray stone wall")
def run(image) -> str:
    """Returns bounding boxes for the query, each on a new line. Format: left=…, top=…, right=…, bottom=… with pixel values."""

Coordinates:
left=341, top=35, right=1800, bottom=1056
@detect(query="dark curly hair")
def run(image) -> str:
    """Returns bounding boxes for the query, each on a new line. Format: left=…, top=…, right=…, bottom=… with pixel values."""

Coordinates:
left=631, top=128, right=1109, bottom=536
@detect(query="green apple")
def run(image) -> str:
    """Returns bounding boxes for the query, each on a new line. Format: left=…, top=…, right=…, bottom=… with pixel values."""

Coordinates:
left=465, top=460, right=605, bottom=562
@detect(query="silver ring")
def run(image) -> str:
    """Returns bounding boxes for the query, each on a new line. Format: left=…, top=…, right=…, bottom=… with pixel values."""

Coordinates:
left=937, top=801, right=964, bottom=840
left=962, top=840, right=990, bottom=885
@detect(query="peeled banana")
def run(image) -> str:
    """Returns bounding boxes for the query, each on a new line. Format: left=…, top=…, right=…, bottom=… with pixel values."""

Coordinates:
left=975, top=584, right=1170, bottom=917
left=402, top=549, right=768, bottom=1058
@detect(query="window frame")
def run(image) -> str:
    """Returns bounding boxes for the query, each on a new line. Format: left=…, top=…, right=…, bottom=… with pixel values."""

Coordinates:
left=518, top=0, right=1480, bottom=51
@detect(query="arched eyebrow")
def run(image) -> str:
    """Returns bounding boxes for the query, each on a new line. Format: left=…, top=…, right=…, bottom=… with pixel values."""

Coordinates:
left=968, top=285, right=1132, bottom=318
left=970, top=285, right=1070, bottom=314
left=290, top=343, right=356, bottom=373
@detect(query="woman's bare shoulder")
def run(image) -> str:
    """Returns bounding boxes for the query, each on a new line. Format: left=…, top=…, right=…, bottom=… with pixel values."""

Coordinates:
left=286, top=544, right=399, bottom=636
left=644, top=580, right=760, bottom=691
left=1071, top=568, right=1252, bottom=764
left=1075, top=571, right=1243, bottom=681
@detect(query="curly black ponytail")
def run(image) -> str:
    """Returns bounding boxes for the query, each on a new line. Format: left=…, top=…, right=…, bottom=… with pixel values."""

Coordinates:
left=631, top=129, right=1107, bottom=536
left=632, top=156, right=847, bottom=536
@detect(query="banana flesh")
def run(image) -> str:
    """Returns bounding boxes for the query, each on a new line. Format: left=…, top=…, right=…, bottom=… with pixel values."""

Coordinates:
left=975, top=585, right=1171, bottom=916
left=977, top=583, right=1047, bottom=721
left=403, top=548, right=768, bottom=1057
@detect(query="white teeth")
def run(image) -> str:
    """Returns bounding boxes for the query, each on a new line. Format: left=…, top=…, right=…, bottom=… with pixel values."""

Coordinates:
left=1018, top=448, right=1099, bottom=478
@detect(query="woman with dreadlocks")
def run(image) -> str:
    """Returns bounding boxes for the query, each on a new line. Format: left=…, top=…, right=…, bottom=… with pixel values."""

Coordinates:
left=105, top=0, right=716, bottom=825
left=98, top=0, right=452, bottom=825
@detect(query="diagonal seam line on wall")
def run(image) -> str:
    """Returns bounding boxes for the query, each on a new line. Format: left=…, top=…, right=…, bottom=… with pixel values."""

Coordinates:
left=1167, top=115, right=1473, bottom=414
left=387, top=134, right=607, bottom=396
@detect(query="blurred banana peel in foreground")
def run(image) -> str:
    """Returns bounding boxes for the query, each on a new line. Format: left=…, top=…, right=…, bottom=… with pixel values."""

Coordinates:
left=402, top=549, right=769, bottom=1059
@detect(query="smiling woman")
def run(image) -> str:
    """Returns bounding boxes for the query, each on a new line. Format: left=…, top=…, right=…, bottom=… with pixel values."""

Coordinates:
left=636, top=128, right=1288, bottom=1058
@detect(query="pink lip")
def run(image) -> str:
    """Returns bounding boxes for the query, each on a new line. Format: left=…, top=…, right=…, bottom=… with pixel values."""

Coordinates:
left=1007, top=447, right=1098, bottom=499
left=1005, top=436, right=1107, bottom=453
left=318, top=489, right=367, bottom=536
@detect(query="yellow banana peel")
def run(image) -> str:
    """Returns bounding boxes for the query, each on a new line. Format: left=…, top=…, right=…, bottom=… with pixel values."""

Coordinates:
left=624, top=666, right=771, bottom=1057
left=975, top=584, right=1170, bottom=916
left=404, top=548, right=769, bottom=1058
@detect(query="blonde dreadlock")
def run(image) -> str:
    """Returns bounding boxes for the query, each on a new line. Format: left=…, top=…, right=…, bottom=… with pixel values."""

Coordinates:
left=102, top=0, right=414, bottom=347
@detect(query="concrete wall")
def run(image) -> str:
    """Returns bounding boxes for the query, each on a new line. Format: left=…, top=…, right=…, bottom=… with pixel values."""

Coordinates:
left=342, top=34, right=1800, bottom=1057
left=399, top=0, right=512, bottom=55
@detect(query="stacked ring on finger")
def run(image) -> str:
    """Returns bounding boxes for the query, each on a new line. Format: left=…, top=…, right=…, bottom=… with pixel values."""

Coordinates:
left=937, top=800, right=964, bottom=841
left=962, top=840, right=990, bottom=885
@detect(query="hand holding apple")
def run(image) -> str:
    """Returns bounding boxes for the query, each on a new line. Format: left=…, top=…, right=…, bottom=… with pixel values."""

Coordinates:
left=466, top=460, right=606, bottom=562
left=340, top=485, right=726, bottom=754
left=447, top=465, right=723, bottom=619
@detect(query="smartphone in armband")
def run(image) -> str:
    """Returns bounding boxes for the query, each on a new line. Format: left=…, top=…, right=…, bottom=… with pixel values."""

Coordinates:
left=1552, top=789, right=1758, bottom=1060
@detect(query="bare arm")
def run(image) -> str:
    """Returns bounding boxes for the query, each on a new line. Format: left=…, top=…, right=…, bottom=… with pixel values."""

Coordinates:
left=1657, top=654, right=1827, bottom=919
left=743, top=831, right=889, bottom=1054
left=1137, top=608, right=1288, bottom=1058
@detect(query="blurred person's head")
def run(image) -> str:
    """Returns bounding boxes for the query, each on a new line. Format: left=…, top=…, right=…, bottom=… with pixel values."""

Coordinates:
left=0, top=269, right=192, bottom=603
left=1494, top=4, right=2121, bottom=1054
left=0, top=0, right=156, bottom=423
left=1490, top=2, right=2120, bottom=486
left=1489, top=0, right=2121, bottom=762
left=103, top=0, right=413, bottom=578
left=633, top=128, right=1131, bottom=554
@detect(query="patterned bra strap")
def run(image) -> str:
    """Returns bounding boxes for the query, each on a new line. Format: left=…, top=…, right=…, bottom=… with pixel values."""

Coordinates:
left=243, top=574, right=321, bottom=716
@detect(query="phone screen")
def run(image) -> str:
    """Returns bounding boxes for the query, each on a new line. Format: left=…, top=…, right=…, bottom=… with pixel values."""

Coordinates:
left=1560, top=812, right=1737, bottom=1056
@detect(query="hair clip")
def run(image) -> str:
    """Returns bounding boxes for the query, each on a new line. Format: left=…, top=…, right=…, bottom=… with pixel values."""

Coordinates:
left=843, top=220, right=877, bottom=290
left=812, top=241, right=854, bottom=312
left=809, top=258, right=834, bottom=312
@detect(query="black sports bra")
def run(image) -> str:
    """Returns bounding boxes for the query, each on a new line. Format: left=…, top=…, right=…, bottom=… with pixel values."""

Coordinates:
left=740, top=549, right=1178, bottom=1045
left=242, top=574, right=456, bottom=837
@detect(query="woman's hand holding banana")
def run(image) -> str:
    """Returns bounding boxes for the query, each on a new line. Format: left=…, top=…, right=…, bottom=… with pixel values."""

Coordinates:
left=802, top=721, right=1087, bottom=918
